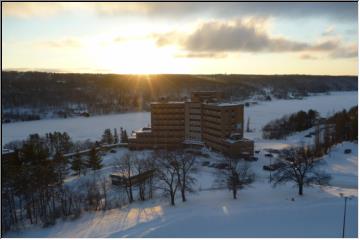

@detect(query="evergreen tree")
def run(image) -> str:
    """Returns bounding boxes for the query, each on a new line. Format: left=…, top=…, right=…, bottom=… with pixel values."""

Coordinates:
left=102, top=129, right=113, bottom=144
left=323, top=123, right=331, bottom=153
left=121, top=130, right=129, bottom=143
left=53, top=151, right=68, bottom=183
left=113, top=128, right=119, bottom=144
left=246, top=117, right=250, bottom=132
left=87, top=147, right=103, bottom=171
left=314, top=123, right=321, bottom=156
left=71, top=150, right=82, bottom=176
left=120, top=127, right=124, bottom=143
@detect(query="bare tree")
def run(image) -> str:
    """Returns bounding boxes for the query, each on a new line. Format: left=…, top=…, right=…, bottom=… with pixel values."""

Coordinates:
left=113, top=152, right=134, bottom=203
left=174, top=151, right=197, bottom=202
left=144, top=155, right=156, bottom=200
left=216, top=157, right=255, bottom=199
left=100, top=177, right=109, bottom=210
left=154, top=151, right=179, bottom=206
left=133, top=154, right=146, bottom=201
left=273, top=146, right=331, bottom=195
left=83, top=179, right=101, bottom=211
left=314, top=123, right=322, bottom=157
left=246, top=117, right=251, bottom=132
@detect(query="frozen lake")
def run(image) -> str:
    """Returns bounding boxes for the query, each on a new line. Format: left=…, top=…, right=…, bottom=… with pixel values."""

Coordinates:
left=2, top=112, right=151, bottom=144
left=2, top=91, right=357, bottom=145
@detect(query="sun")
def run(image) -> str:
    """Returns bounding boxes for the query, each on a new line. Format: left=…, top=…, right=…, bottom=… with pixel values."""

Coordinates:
left=87, top=37, right=190, bottom=74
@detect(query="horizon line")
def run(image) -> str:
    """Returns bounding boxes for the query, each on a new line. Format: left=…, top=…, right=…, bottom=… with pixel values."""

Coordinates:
left=2, top=69, right=358, bottom=77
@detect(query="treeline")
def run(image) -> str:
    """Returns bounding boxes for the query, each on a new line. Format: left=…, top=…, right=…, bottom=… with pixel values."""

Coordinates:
left=310, top=105, right=357, bottom=159
left=1, top=136, right=199, bottom=233
left=1, top=135, right=104, bottom=233
left=2, top=71, right=357, bottom=122
left=263, top=106, right=358, bottom=143
left=101, top=128, right=128, bottom=144
left=326, top=106, right=357, bottom=144
left=3, top=126, right=130, bottom=154
left=3, top=132, right=92, bottom=156
left=263, top=110, right=319, bottom=139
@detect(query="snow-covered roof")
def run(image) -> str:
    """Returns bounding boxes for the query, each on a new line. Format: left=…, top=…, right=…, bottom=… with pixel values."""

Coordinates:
left=183, top=139, right=205, bottom=145
left=151, top=101, right=185, bottom=104
left=2, top=148, right=14, bottom=154
left=206, top=102, right=243, bottom=107
left=134, top=127, right=152, bottom=133
left=226, top=137, right=253, bottom=144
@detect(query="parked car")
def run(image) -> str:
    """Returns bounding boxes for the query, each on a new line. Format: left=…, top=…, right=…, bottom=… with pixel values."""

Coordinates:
left=344, top=149, right=352, bottom=154
left=263, top=162, right=286, bottom=171
left=208, top=163, right=217, bottom=168
left=110, top=149, right=116, bottom=153
left=209, top=162, right=228, bottom=169
left=246, top=156, right=258, bottom=162
left=265, top=153, right=274, bottom=158
left=215, top=163, right=228, bottom=169
left=202, top=161, right=210, bottom=166
left=267, top=149, right=280, bottom=154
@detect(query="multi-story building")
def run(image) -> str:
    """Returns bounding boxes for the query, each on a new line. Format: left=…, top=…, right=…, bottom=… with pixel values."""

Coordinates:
left=129, top=91, right=254, bottom=157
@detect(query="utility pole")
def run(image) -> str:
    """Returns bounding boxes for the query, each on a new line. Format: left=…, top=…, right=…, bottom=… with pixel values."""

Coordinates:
left=267, top=155, right=272, bottom=183
left=340, top=193, right=353, bottom=238
left=269, top=156, right=272, bottom=183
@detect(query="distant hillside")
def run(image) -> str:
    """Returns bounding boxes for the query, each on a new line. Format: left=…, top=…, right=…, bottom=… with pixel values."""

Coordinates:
left=2, top=71, right=357, bottom=122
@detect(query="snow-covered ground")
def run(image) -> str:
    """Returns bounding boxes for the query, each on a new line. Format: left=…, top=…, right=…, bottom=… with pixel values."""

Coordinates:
left=2, top=91, right=357, bottom=145
left=3, top=91, right=358, bottom=237
left=6, top=182, right=357, bottom=237
left=322, top=142, right=358, bottom=189
left=2, top=112, right=150, bottom=144
left=5, top=140, right=358, bottom=238
left=243, top=91, right=357, bottom=141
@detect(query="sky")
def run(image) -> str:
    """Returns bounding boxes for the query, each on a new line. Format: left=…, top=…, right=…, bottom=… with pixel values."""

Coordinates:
left=2, top=2, right=358, bottom=75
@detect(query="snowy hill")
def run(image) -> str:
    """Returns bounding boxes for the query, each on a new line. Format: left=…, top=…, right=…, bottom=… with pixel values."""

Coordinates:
left=5, top=140, right=358, bottom=238
left=3, top=91, right=358, bottom=237
left=6, top=183, right=357, bottom=237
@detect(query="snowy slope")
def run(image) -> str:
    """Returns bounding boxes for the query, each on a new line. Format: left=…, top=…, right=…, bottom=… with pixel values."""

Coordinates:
left=322, top=142, right=358, bottom=189
left=4, top=140, right=358, bottom=238
left=2, top=91, right=358, bottom=237
left=6, top=183, right=357, bottom=238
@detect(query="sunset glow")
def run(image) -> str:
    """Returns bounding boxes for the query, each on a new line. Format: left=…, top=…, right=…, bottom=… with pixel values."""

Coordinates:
left=2, top=2, right=358, bottom=75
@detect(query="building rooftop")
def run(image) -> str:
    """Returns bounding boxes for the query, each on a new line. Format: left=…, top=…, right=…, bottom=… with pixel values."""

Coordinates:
left=183, top=139, right=205, bottom=146
left=151, top=101, right=185, bottom=104
left=226, top=137, right=253, bottom=144
left=205, top=102, right=243, bottom=107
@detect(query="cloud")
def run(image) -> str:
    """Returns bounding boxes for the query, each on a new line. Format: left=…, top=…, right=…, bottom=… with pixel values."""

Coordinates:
left=155, top=19, right=310, bottom=53
left=311, top=39, right=340, bottom=51
left=299, top=54, right=319, bottom=60
left=330, top=45, right=358, bottom=58
left=3, top=2, right=357, bottom=22
left=93, top=2, right=358, bottom=22
left=322, top=26, right=336, bottom=37
left=2, top=2, right=70, bottom=18
left=153, top=19, right=357, bottom=59
left=175, top=52, right=227, bottom=58
left=151, top=32, right=184, bottom=47
left=39, top=38, right=82, bottom=48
